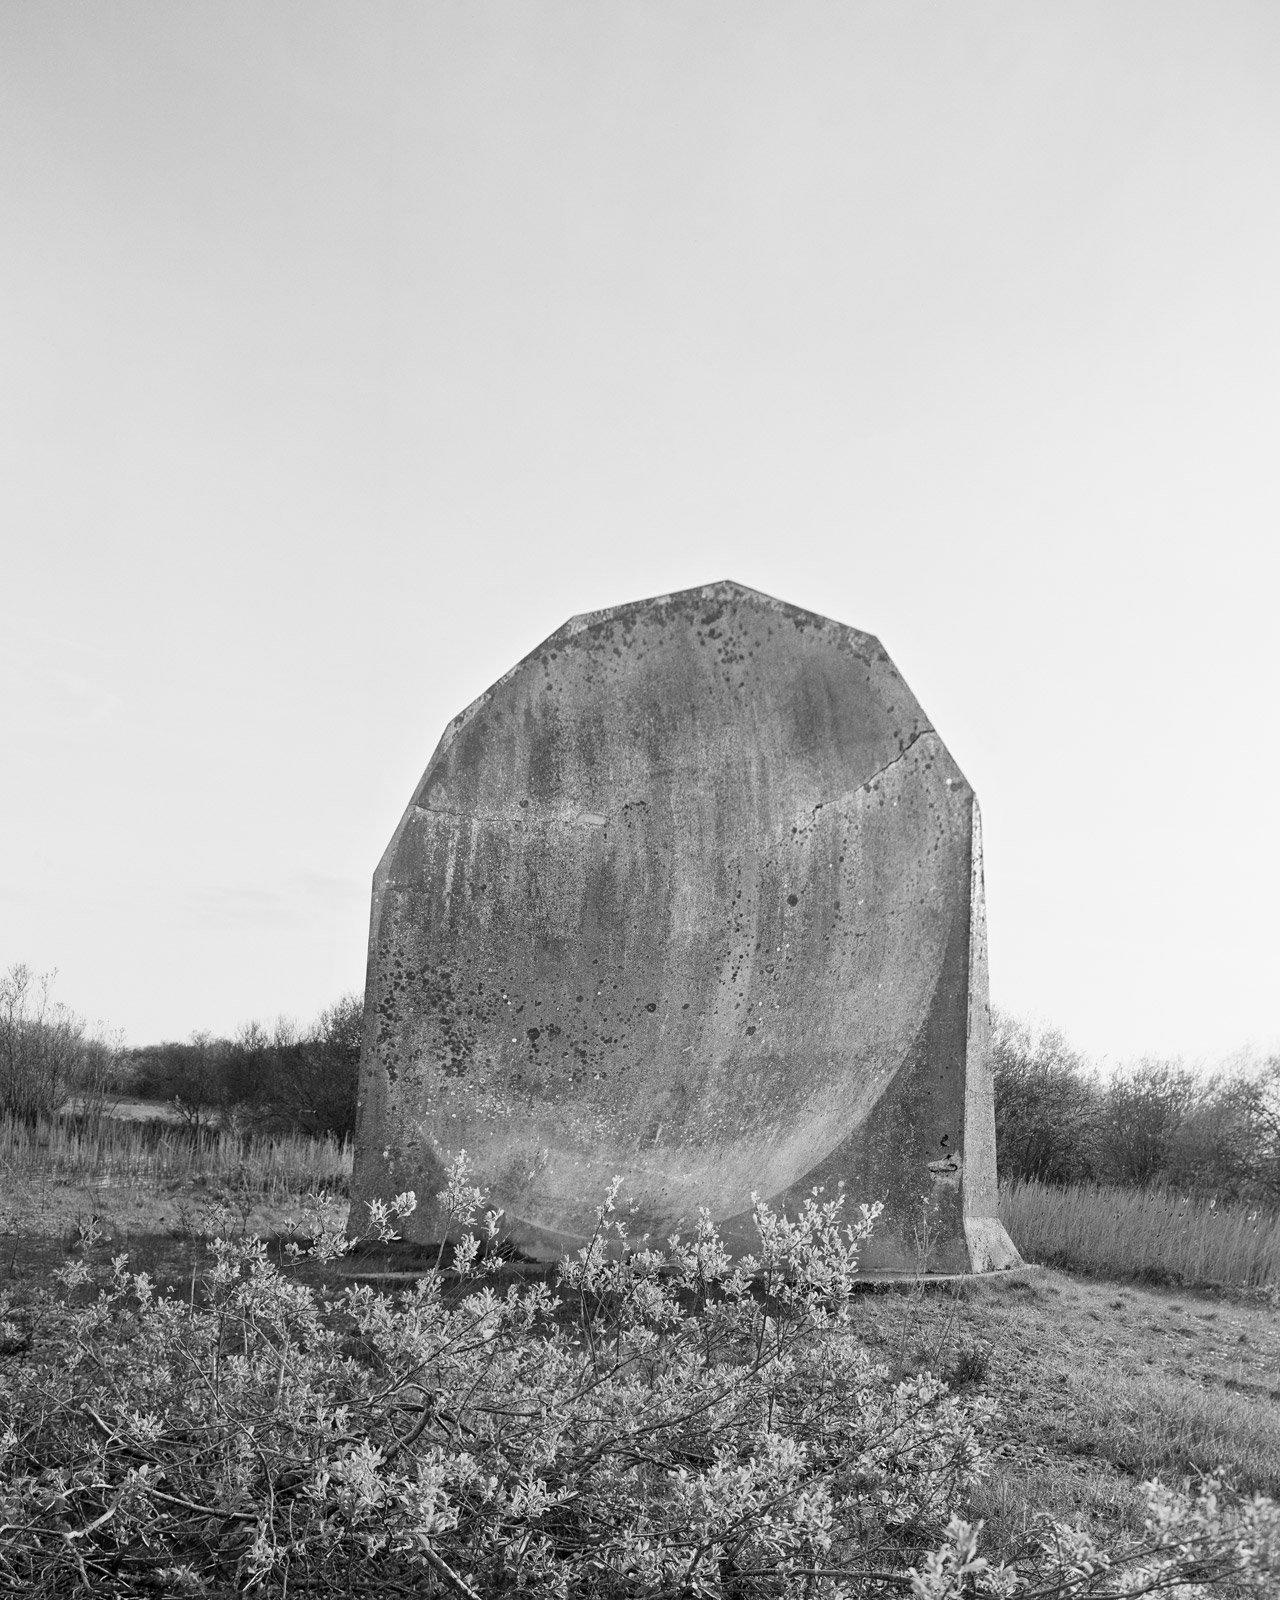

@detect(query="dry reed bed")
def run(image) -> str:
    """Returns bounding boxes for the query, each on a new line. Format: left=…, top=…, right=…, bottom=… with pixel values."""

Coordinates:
left=0, top=1110, right=351, bottom=1197
left=1002, top=1176, right=1280, bottom=1289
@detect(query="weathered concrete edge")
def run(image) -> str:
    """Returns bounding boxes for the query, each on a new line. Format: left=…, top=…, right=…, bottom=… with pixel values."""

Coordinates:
left=962, top=799, right=1025, bottom=1272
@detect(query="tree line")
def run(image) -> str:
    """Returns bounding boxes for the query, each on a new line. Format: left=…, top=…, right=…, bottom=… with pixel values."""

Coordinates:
left=123, top=995, right=362, bottom=1139
left=1, top=963, right=360, bottom=1139
left=993, top=1011, right=1280, bottom=1201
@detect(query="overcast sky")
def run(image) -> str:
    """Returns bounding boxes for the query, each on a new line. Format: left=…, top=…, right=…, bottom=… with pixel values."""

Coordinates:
left=2, top=3, right=1277, bottom=1066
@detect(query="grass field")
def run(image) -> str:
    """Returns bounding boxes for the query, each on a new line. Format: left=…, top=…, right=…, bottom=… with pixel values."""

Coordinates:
left=849, top=1268, right=1280, bottom=1560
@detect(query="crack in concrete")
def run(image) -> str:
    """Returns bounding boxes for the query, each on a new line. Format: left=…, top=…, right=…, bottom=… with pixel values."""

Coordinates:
left=848, top=726, right=936, bottom=792
left=800, top=728, right=938, bottom=819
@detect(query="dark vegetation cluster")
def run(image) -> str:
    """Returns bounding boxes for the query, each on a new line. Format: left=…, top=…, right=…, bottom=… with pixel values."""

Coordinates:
left=1, top=963, right=360, bottom=1139
left=122, top=995, right=362, bottom=1139
left=992, top=1011, right=1280, bottom=1202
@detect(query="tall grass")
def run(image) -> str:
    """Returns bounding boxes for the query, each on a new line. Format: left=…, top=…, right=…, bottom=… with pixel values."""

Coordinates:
left=1001, top=1177, right=1280, bottom=1289
left=0, top=1111, right=351, bottom=1197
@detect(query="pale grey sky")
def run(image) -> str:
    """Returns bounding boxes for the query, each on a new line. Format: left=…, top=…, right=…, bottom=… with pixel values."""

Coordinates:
left=2, top=3, right=1277, bottom=1063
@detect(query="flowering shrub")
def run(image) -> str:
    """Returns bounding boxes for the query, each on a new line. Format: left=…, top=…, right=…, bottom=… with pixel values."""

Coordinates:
left=1, top=1162, right=1277, bottom=1596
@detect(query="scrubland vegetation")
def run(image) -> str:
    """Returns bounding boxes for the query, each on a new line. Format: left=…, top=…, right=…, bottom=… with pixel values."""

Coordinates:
left=3, top=965, right=1280, bottom=1594
left=4, top=1171, right=1280, bottom=1597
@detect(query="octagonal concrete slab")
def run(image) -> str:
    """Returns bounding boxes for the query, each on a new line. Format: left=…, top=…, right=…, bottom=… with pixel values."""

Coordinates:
left=350, top=581, right=1023, bottom=1275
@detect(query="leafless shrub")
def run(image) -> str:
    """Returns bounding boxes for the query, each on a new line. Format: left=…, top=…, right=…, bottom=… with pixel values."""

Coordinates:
left=0, top=964, right=119, bottom=1124
left=2, top=1171, right=1277, bottom=1597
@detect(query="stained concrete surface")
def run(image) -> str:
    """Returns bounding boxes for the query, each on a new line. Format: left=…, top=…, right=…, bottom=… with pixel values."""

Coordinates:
left=350, top=581, right=1022, bottom=1274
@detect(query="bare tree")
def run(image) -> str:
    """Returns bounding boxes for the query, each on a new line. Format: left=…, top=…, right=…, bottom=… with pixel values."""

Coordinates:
left=0, top=964, right=116, bottom=1122
left=254, top=996, right=361, bottom=1137
left=991, top=1011, right=1101, bottom=1185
